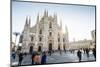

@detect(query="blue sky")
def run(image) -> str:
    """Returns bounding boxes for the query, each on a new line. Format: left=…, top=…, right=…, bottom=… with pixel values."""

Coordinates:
left=12, top=1, right=95, bottom=44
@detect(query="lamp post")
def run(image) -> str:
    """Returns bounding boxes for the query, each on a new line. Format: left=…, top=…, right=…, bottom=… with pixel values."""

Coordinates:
left=13, top=32, right=20, bottom=46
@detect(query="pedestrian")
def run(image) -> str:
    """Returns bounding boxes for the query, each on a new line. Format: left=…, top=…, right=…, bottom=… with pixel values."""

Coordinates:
left=24, top=52, right=27, bottom=56
left=18, top=52, right=23, bottom=66
left=92, top=47, right=96, bottom=60
left=31, top=51, right=36, bottom=65
left=33, top=52, right=41, bottom=64
left=86, top=48, right=89, bottom=58
left=12, top=51, right=16, bottom=60
left=83, top=48, right=86, bottom=54
left=77, top=49, right=82, bottom=62
left=41, top=51, right=47, bottom=64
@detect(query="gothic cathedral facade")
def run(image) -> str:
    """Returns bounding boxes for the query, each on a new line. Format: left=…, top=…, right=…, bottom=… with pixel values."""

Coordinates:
left=19, top=10, right=69, bottom=53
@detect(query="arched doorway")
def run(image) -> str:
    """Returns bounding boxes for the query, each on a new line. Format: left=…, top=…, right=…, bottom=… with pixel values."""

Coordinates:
left=63, top=44, right=66, bottom=53
left=49, top=43, right=52, bottom=51
left=29, top=46, right=33, bottom=54
left=29, top=43, right=34, bottom=54
left=58, top=44, right=60, bottom=51
left=63, top=44, right=66, bottom=50
left=38, top=46, right=42, bottom=52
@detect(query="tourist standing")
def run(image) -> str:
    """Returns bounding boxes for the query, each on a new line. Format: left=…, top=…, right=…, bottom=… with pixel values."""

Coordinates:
left=41, top=51, right=47, bottom=64
left=33, top=52, right=41, bottom=64
left=92, top=45, right=96, bottom=60
left=31, top=52, right=35, bottom=65
left=77, top=49, right=82, bottom=62
left=86, top=48, right=89, bottom=58
left=18, top=52, right=23, bottom=66
left=12, top=51, right=16, bottom=60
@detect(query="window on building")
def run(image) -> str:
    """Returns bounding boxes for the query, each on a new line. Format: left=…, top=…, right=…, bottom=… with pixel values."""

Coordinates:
left=39, top=37, right=42, bottom=41
left=49, top=32, right=52, bottom=36
left=39, top=29, right=42, bottom=34
left=49, top=22, right=52, bottom=28
left=31, top=36, right=34, bottom=41
left=58, top=38, right=60, bottom=42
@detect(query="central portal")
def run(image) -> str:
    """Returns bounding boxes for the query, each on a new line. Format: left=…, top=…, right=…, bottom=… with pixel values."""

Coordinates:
left=29, top=46, right=33, bottom=54
left=49, top=43, right=52, bottom=51
left=38, top=46, right=42, bottom=52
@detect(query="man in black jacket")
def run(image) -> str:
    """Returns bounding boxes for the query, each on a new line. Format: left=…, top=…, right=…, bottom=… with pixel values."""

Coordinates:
left=77, top=49, right=82, bottom=62
left=18, top=52, right=23, bottom=66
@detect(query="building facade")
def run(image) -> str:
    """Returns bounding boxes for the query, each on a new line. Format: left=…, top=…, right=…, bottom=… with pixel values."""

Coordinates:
left=69, top=30, right=96, bottom=50
left=91, top=30, right=96, bottom=48
left=91, top=30, right=96, bottom=43
left=69, top=39, right=92, bottom=50
left=19, top=10, right=69, bottom=53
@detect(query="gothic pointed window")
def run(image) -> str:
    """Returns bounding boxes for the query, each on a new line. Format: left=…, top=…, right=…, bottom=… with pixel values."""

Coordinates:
left=39, top=29, right=42, bottom=34
left=31, top=36, right=34, bottom=41
left=49, top=32, right=52, bottom=36
left=39, top=37, right=42, bottom=41
left=49, top=22, right=52, bottom=28
left=19, top=35, right=23, bottom=43
left=58, top=38, right=60, bottom=42
left=63, top=44, right=65, bottom=50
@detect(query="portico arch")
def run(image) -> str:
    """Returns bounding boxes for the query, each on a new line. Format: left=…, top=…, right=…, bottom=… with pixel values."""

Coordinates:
left=63, top=44, right=66, bottom=50
left=58, top=44, right=61, bottom=51
left=37, top=43, right=43, bottom=52
left=28, top=43, right=35, bottom=54
left=49, top=43, right=52, bottom=51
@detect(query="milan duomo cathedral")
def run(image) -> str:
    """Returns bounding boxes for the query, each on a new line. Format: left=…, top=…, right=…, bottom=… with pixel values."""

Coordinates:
left=19, top=10, right=69, bottom=53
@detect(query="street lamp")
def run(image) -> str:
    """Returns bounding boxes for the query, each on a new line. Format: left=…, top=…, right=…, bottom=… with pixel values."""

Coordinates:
left=13, top=32, right=20, bottom=45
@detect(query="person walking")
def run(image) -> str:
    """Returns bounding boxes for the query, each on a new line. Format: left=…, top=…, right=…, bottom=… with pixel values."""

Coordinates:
left=83, top=48, right=86, bottom=54
left=77, top=49, right=82, bottom=62
left=41, top=51, right=47, bottom=64
left=86, top=48, right=89, bottom=58
left=18, top=52, right=23, bottom=66
left=92, top=45, right=96, bottom=60
left=31, top=51, right=36, bottom=65
left=12, top=51, right=16, bottom=60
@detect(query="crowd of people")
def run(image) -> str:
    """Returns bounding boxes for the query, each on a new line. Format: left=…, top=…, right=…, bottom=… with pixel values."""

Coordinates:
left=31, top=51, right=47, bottom=65
left=77, top=47, right=96, bottom=62
left=12, top=50, right=48, bottom=66
left=11, top=46, right=96, bottom=66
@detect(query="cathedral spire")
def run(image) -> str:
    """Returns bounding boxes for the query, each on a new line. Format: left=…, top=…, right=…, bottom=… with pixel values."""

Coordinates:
left=47, top=10, right=48, bottom=16
left=44, top=9, right=46, bottom=16
left=29, top=16, right=31, bottom=27
left=24, top=16, right=29, bottom=31
left=44, top=9, right=48, bottom=17
left=65, top=25, right=68, bottom=37
left=25, top=16, right=28, bottom=26
left=60, top=20, right=62, bottom=29
left=36, top=13, right=39, bottom=23
left=54, top=13, right=57, bottom=18
left=65, top=25, right=68, bottom=33
left=54, top=13, right=57, bottom=23
left=65, top=25, right=69, bottom=42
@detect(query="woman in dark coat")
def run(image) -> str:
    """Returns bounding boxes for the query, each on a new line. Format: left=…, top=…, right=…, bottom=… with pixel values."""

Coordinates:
left=41, top=52, right=47, bottom=64
left=92, top=45, right=96, bottom=60
left=86, top=48, right=89, bottom=58
left=18, top=52, right=23, bottom=66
